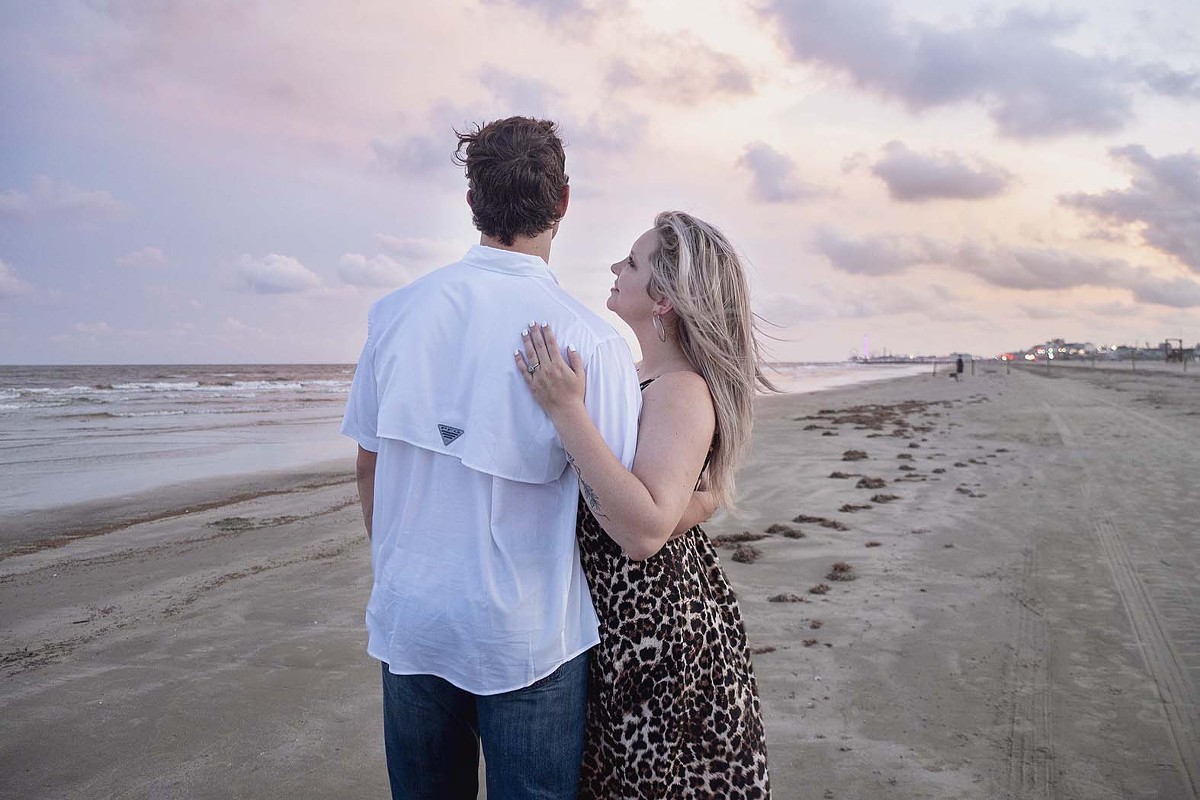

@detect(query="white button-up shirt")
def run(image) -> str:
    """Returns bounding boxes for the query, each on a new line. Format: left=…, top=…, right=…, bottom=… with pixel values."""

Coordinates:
left=341, top=245, right=641, bottom=694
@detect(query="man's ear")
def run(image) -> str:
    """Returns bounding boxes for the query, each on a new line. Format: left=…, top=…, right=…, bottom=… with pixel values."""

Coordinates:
left=466, top=190, right=474, bottom=209
left=556, top=184, right=570, bottom=218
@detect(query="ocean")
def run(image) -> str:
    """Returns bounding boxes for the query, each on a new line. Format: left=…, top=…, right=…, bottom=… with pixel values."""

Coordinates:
left=0, top=361, right=928, bottom=520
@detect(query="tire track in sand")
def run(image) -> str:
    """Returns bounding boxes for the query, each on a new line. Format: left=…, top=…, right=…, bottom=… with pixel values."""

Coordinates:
left=1000, top=545, right=1057, bottom=799
left=1047, top=403, right=1200, bottom=799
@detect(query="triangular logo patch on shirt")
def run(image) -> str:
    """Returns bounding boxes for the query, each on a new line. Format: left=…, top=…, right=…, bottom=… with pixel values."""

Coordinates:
left=438, top=424, right=464, bottom=446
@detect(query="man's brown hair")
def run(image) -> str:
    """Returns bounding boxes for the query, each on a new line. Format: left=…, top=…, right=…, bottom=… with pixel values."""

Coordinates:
left=453, top=117, right=568, bottom=246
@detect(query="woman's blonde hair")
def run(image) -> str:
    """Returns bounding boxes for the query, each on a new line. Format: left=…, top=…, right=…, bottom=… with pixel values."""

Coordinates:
left=647, top=210, right=776, bottom=511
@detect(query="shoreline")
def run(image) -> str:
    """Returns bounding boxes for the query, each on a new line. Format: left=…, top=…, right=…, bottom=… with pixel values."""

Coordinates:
left=0, top=459, right=354, bottom=560
left=1, top=365, right=1197, bottom=797
left=0, top=366, right=925, bottom=555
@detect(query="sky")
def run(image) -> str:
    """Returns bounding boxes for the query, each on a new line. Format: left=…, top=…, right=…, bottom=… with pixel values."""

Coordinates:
left=1, top=0, right=1198, bottom=364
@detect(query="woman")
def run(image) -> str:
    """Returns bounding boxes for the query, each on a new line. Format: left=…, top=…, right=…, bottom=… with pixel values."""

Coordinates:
left=514, top=211, right=772, bottom=798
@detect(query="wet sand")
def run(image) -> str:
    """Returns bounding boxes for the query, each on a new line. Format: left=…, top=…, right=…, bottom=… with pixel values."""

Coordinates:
left=2, top=364, right=1198, bottom=798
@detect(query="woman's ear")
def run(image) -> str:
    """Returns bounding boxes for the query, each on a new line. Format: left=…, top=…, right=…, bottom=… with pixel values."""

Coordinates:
left=652, top=295, right=674, bottom=319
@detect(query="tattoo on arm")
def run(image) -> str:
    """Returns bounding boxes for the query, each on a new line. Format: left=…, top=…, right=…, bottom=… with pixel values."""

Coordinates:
left=567, top=452, right=607, bottom=519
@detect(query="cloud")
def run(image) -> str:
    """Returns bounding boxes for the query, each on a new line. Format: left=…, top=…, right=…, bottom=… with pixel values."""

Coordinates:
left=481, top=0, right=611, bottom=30
left=1060, top=145, right=1200, bottom=273
left=470, top=73, right=651, bottom=159
left=737, top=142, right=823, bottom=203
left=73, top=321, right=111, bottom=335
left=605, top=39, right=754, bottom=105
left=811, top=227, right=1197, bottom=307
left=337, top=253, right=414, bottom=288
left=372, top=134, right=455, bottom=178
left=1127, top=272, right=1200, bottom=308
left=376, top=235, right=463, bottom=263
left=813, top=228, right=940, bottom=275
left=116, top=246, right=167, bottom=268
left=0, top=176, right=126, bottom=222
left=0, top=259, right=33, bottom=299
left=870, top=141, right=1013, bottom=202
left=1019, top=304, right=1066, bottom=320
left=760, top=2, right=1200, bottom=139
left=221, top=317, right=266, bottom=336
left=480, top=71, right=564, bottom=118
left=760, top=282, right=969, bottom=323
left=953, top=243, right=1132, bottom=291
left=235, top=254, right=321, bottom=294
left=560, top=111, right=650, bottom=157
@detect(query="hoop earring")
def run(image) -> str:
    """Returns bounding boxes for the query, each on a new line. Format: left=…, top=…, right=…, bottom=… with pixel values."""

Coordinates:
left=653, top=314, right=667, bottom=343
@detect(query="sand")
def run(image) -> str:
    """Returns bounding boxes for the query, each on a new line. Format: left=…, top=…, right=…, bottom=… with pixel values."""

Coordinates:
left=2, top=363, right=1198, bottom=798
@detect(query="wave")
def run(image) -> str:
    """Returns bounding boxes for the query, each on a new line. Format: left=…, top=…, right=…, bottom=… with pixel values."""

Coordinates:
left=7, top=379, right=350, bottom=399
left=58, top=407, right=270, bottom=420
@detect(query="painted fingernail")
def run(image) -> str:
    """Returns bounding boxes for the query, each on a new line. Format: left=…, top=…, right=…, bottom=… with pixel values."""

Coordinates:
left=522, top=328, right=529, bottom=336
left=514, top=349, right=521, bottom=356
left=568, top=345, right=577, bottom=352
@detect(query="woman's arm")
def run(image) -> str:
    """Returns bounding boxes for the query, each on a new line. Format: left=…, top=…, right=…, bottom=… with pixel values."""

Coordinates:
left=675, top=491, right=718, bottom=535
left=517, top=325, right=715, bottom=560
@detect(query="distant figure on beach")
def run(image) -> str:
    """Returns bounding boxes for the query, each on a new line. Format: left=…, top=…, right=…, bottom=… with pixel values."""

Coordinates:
left=515, top=212, right=773, bottom=797
left=955, top=356, right=964, bottom=382
left=341, top=117, right=645, bottom=799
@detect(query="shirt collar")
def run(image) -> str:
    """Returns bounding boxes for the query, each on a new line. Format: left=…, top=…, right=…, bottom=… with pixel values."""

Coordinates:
left=460, top=245, right=559, bottom=282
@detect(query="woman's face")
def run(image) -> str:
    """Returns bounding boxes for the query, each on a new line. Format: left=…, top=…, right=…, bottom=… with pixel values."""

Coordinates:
left=606, top=228, right=659, bottom=323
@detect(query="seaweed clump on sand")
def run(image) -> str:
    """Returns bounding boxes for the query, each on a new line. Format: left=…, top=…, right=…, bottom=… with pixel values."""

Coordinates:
left=764, top=523, right=802, bottom=537
left=731, top=544, right=762, bottom=563
left=842, top=450, right=869, bottom=461
left=856, top=477, right=887, bottom=489
left=871, top=493, right=901, bottom=504
left=768, top=593, right=806, bottom=603
left=839, top=503, right=872, bottom=513
left=710, top=531, right=767, bottom=546
left=826, top=562, right=856, bottom=581
left=793, top=514, right=849, bottom=531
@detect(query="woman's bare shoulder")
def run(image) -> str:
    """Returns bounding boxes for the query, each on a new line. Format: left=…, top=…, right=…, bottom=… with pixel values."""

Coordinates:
left=642, top=371, right=714, bottom=420
left=644, top=369, right=709, bottom=395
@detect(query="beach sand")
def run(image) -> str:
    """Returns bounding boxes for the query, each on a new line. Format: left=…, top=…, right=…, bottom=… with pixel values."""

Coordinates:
left=2, top=363, right=1198, bottom=798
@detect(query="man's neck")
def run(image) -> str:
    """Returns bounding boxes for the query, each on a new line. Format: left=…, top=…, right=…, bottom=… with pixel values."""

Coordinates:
left=479, top=230, right=554, bottom=264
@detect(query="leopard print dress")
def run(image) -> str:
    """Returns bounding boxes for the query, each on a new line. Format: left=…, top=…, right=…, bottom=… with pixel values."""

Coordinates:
left=576, top=406, right=771, bottom=797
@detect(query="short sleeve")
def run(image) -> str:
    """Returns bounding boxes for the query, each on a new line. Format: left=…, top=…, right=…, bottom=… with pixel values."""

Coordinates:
left=341, top=319, right=381, bottom=453
left=582, top=336, right=641, bottom=469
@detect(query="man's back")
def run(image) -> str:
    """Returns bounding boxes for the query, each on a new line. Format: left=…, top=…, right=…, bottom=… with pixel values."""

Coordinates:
left=341, top=244, right=640, bottom=694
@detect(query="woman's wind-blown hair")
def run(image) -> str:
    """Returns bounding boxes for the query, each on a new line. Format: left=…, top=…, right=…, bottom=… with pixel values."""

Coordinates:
left=647, top=210, right=777, bottom=512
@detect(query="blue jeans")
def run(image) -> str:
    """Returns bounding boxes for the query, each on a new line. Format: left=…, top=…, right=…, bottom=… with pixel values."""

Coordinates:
left=381, top=651, right=589, bottom=800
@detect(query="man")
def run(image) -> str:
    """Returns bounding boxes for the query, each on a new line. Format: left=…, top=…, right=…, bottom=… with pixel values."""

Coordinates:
left=340, top=117, right=641, bottom=799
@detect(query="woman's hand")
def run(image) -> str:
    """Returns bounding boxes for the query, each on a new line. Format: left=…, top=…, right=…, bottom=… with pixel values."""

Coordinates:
left=515, top=323, right=587, bottom=418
